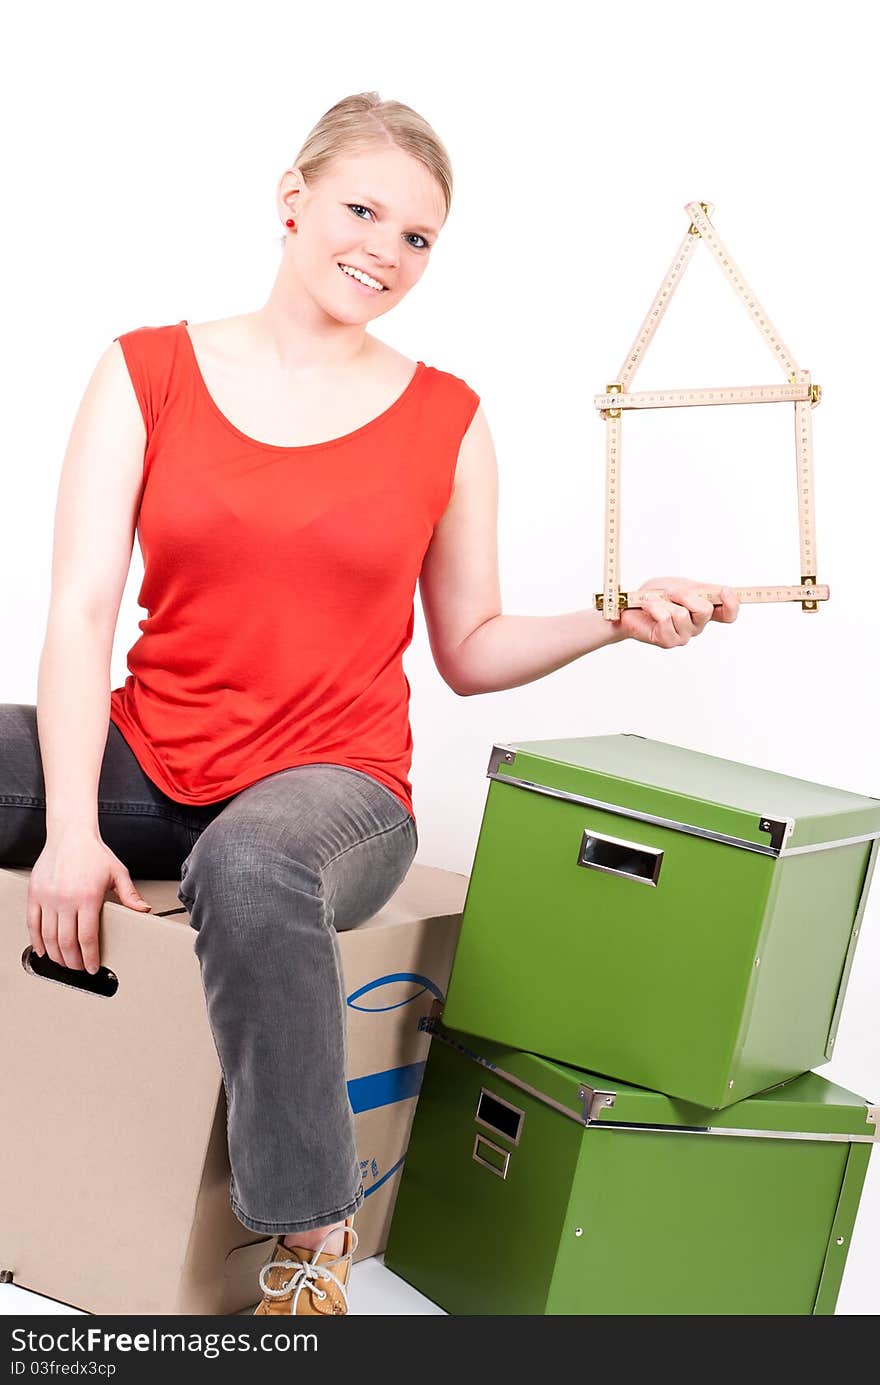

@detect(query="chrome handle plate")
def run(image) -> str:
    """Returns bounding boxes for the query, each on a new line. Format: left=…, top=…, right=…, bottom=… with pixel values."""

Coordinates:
left=472, top=1133, right=510, bottom=1180
left=577, top=827, right=664, bottom=887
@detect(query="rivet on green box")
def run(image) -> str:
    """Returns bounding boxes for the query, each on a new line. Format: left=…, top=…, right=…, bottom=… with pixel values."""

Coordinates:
left=441, top=735, right=880, bottom=1108
left=384, top=1018, right=878, bottom=1316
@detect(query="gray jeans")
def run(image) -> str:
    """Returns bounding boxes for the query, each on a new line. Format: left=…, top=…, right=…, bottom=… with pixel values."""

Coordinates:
left=0, top=703, right=419, bottom=1234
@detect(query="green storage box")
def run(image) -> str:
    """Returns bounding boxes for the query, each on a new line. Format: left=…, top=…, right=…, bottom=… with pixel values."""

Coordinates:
left=384, top=1014, right=878, bottom=1315
left=442, top=734, right=880, bottom=1108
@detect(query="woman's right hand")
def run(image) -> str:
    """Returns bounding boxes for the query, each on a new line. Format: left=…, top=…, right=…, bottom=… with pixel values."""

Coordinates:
left=27, top=830, right=152, bottom=973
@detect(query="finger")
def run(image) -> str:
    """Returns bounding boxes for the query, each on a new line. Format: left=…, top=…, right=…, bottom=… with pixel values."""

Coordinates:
left=669, top=602, right=697, bottom=640
left=57, top=907, right=85, bottom=971
left=683, top=583, right=738, bottom=622
left=654, top=593, right=697, bottom=641
left=663, top=586, right=714, bottom=628
left=643, top=597, right=678, bottom=647
left=692, top=584, right=735, bottom=619
left=719, top=586, right=740, bottom=621
left=27, top=895, right=45, bottom=958
left=42, top=907, right=63, bottom=967
left=79, top=904, right=101, bottom=975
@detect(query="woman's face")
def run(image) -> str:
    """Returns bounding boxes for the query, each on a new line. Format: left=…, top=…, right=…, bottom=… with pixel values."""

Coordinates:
left=278, top=145, right=446, bottom=322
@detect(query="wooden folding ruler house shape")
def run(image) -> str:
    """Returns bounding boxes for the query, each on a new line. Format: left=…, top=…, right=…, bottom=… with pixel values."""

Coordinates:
left=594, top=200, right=829, bottom=620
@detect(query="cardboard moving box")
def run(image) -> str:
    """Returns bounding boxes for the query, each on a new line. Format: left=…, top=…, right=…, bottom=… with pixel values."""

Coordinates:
left=0, top=862, right=465, bottom=1315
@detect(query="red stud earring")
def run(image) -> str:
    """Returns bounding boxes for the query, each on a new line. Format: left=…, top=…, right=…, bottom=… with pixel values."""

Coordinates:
left=285, top=218, right=296, bottom=229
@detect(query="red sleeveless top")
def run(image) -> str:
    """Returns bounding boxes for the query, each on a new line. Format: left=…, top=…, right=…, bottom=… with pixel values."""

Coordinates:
left=108, top=320, right=480, bottom=824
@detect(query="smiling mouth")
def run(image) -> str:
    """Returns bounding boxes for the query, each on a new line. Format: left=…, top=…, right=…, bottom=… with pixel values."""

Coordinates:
left=337, top=262, right=388, bottom=292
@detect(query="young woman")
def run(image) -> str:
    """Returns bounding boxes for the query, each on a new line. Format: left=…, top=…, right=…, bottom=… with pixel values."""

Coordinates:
left=3, top=91, right=738, bottom=1316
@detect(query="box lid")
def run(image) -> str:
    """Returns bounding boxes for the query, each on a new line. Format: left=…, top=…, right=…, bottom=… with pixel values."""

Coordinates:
left=490, top=734, right=880, bottom=853
left=430, top=1020, right=878, bottom=1140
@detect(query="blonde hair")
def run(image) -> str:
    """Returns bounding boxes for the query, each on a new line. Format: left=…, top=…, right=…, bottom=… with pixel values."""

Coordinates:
left=281, top=91, right=453, bottom=242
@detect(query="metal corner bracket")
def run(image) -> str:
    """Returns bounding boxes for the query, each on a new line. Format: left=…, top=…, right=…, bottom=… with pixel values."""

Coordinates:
left=758, top=816, right=793, bottom=852
left=487, top=743, right=518, bottom=776
left=578, top=1083, right=618, bottom=1123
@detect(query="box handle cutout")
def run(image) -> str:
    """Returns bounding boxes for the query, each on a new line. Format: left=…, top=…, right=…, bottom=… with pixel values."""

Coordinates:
left=577, top=828, right=663, bottom=886
left=472, top=1133, right=510, bottom=1180
left=21, top=946, right=119, bottom=996
left=476, top=1087, right=525, bottom=1146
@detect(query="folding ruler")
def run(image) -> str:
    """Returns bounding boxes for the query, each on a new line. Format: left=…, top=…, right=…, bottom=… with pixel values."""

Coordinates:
left=594, top=200, right=829, bottom=620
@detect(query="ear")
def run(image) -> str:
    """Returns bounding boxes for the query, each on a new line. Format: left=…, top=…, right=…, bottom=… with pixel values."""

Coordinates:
left=277, top=166, right=306, bottom=217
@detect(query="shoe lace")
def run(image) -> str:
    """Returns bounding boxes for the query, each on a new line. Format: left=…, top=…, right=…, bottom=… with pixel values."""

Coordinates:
left=258, top=1223, right=359, bottom=1313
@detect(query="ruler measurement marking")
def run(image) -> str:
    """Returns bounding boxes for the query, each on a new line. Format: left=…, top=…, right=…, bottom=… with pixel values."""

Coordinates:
left=594, top=584, right=830, bottom=611
left=594, top=383, right=814, bottom=411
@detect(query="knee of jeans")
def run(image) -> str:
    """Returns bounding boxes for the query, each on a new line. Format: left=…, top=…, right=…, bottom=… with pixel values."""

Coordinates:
left=178, top=836, right=323, bottom=927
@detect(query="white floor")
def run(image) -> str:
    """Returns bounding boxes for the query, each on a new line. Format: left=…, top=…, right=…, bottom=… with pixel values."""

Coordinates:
left=1, top=1237, right=874, bottom=1315
left=0, top=1253, right=446, bottom=1317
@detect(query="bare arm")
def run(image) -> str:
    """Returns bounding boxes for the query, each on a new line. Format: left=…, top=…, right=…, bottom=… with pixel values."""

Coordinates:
left=419, top=404, right=739, bottom=697
left=419, top=405, right=624, bottom=698
left=38, top=339, right=148, bottom=838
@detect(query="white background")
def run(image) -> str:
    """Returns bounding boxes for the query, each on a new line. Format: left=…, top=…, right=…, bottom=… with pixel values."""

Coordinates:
left=2, top=0, right=877, bottom=1315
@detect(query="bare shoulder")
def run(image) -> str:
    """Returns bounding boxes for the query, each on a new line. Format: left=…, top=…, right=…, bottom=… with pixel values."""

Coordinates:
left=364, top=336, right=421, bottom=386
left=183, top=314, right=247, bottom=361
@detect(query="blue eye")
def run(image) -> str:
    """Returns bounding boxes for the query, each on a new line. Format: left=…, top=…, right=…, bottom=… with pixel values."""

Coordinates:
left=347, top=204, right=430, bottom=251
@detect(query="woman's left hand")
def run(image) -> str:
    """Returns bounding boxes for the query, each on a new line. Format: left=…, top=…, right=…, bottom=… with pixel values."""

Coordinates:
left=616, top=577, right=740, bottom=647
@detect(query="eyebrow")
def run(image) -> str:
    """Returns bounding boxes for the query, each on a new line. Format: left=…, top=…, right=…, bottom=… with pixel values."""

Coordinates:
left=358, top=196, right=440, bottom=238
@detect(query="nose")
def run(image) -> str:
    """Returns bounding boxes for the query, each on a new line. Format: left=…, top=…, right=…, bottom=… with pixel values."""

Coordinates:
left=364, top=237, right=399, bottom=271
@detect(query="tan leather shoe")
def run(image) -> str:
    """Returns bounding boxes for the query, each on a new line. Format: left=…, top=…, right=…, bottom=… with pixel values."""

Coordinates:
left=253, top=1216, right=358, bottom=1315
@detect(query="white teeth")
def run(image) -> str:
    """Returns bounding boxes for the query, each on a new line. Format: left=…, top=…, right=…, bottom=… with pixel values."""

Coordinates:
left=339, top=263, right=385, bottom=291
